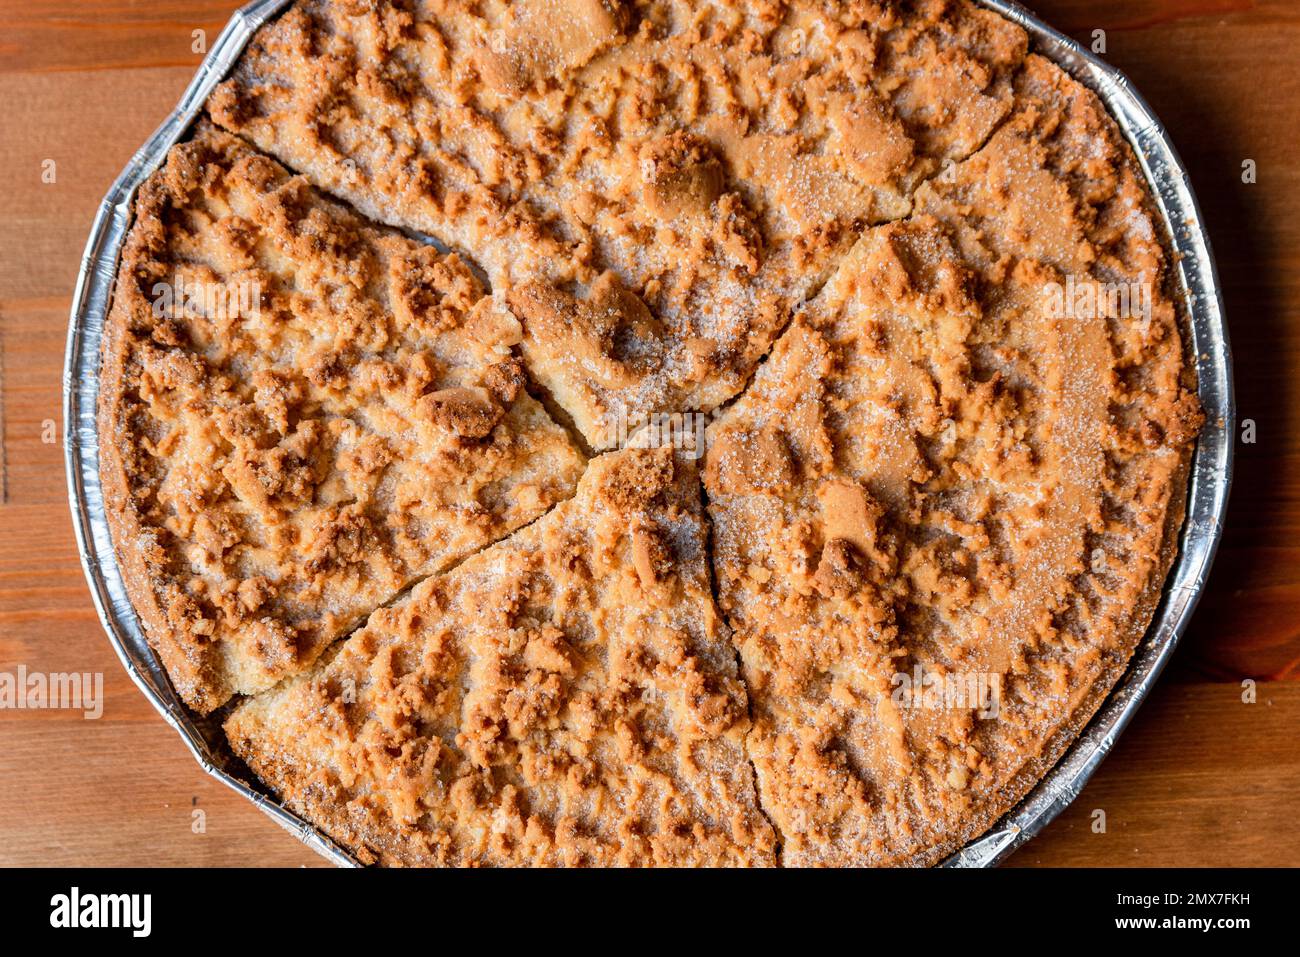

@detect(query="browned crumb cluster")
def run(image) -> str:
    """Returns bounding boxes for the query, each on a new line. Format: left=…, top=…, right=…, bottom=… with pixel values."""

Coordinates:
left=101, top=0, right=1203, bottom=866
left=208, top=0, right=1028, bottom=447
left=705, top=54, right=1202, bottom=865
left=226, top=446, right=775, bottom=866
left=99, top=122, right=585, bottom=712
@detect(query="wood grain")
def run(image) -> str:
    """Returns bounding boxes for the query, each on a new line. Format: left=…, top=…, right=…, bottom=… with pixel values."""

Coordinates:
left=0, top=0, right=1296, bottom=868
left=1007, top=683, right=1300, bottom=867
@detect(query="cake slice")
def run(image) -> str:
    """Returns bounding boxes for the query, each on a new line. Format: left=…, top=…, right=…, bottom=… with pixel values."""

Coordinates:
left=99, top=123, right=585, bottom=713
left=208, top=0, right=1028, bottom=448
left=206, top=0, right=621, bottom=282
left=226, top=445, right=775, bottom=866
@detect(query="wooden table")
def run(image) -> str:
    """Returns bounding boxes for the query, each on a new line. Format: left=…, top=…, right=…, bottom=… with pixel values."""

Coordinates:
left=1, top=0, right=1295, bottom=868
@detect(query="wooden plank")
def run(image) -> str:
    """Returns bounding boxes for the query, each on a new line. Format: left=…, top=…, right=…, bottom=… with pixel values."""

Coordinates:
left=0, top=0, right=1296, bottom=867
left=1008, top=682, right=1300, bottom=866
left=1, top=299, right=69, bottom=507
left=0, top=1, right=237, bottom=75
left=0, top=68, right=204, bottom=303
left=0, top=722, right=322, bottom=867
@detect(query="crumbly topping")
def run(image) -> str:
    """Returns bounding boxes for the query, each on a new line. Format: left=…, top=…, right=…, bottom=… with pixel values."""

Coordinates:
left=97, top=0, right=1203, bottom=865
left=208, top=0, right=1026, bottom=446
left=99, top=123, right=585, bottom=712
left=226, top=447, right=776, bottom=866
left=704, top=60, right=1201, bottom=864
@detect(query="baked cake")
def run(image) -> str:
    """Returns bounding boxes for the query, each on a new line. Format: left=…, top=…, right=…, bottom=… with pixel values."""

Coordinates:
left=100, top=0, right=1203, bottom=865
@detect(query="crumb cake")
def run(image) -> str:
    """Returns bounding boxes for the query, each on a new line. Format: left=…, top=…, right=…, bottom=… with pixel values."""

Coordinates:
left=101, top=0, right=1203, bottom=864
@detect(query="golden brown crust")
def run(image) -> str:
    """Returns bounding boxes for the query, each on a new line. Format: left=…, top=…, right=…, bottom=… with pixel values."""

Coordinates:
left=226, top=446, right=776, bottom=866
left=94, top=0, right=1204, bottom=865
left=99, top=123, right=585, bottom=712
left=704, top=54, right=1202, bottom=866
left=208, top=0, right=1028, bottom=448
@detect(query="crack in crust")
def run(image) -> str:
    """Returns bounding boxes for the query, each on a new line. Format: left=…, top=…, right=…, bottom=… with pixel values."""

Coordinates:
left=704, top=54, right=1202, bottom=866
left=208, top=0, right=1028, bottom=448
left=99, top=0, right=1205, bottom=865
left=99, top=122, right=585, bottom=712
left=226, top=446, right=776, bottom=866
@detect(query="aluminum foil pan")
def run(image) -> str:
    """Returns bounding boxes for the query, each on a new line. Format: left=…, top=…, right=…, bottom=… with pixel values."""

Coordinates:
left=64, top=0, right=1233, bottom=869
